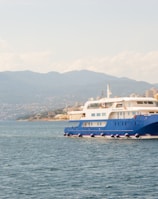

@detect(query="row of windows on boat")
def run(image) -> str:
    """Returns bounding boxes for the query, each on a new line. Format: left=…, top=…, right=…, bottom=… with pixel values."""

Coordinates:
left=82, top=121, right=137, bottom=127
left=87, top=101, right=156, bottom=109
left=69, top=120, right=141, bottom=128
left=88, top=111, right=158, bottom=117
left=90, top=111, right=138, bottom=117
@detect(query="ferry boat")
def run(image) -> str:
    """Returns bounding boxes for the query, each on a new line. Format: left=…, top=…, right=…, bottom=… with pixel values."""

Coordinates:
left=64, top=86, right=158, bottom=139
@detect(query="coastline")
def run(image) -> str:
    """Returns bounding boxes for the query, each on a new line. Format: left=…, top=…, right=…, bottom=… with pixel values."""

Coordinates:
left=17, top=115, right=69, bottom=122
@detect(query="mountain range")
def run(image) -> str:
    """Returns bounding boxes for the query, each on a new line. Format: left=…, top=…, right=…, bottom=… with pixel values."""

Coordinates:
left=0, top=70, right=157, bottom=119
left=0, top=70, right=157, bottom=103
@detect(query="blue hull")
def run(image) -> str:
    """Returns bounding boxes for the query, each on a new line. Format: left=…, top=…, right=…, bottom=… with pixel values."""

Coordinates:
left=64, top=115, right=158, bottom=138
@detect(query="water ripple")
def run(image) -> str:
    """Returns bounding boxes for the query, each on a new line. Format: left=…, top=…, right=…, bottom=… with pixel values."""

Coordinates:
left=0, top=121, right=158, bottom=199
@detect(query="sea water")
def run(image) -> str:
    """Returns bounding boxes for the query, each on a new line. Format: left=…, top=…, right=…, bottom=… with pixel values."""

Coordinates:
left=0, top=121, right=158, bottom=199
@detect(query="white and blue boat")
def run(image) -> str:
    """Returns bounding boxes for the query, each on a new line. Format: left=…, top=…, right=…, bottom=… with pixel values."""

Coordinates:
left=64, top=86, right=158, bottom=139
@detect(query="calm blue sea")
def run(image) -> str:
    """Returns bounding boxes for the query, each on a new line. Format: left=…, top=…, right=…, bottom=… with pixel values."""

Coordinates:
left=0, top=121, right=158, bottom=199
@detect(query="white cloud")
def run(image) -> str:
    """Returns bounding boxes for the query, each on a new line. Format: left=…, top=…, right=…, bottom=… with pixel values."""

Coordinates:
left=0, top=51, right=54, bottom=72
left=0, top=40, right=157, bottom=83
left=52, top=51, right=158, bottom=83
left=0, top=40, right=54, bottom=71
left=0, top=39, right=11, bottom=52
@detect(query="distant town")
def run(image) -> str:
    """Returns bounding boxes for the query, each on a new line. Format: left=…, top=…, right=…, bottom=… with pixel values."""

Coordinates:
left=0, top=70, right=158, bottom=121
left=15, top=87, right=158, bottom=121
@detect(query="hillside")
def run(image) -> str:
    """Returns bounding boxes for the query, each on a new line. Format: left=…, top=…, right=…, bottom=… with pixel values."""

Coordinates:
left=0, top=70, right=157, bottom=119
left=0, top=70, right=157, bottom=103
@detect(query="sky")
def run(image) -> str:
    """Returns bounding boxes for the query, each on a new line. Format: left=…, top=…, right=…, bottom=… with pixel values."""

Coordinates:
left=0, top=0, right=158, bottom=83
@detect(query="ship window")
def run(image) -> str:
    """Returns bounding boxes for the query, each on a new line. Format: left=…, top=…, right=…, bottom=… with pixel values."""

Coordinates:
left=137, top=101, right=143, bottom=104
left=148, top=101, right=153, bottom=104
left=97, top=113, right=101, bottom=116
left=144, top=101, right=147, bottom=104
left=101, top=102, right=113, bottom=108
left=116, top=104, right=123, bottom=108
left=102, top=113, right=106, bottom=116
left=83, top=122, right=106, bottom=127
left=82, top=122, right=91, bottom=127
left=88, top=103, right=100, bottom=109
left=91, top=113, right=95, bottom=117
left=82, top=122, right=86, bottom=127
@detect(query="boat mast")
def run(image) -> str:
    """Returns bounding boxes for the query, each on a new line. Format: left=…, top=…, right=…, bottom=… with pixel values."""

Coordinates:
left=107, top=84, right=112, bottom=98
